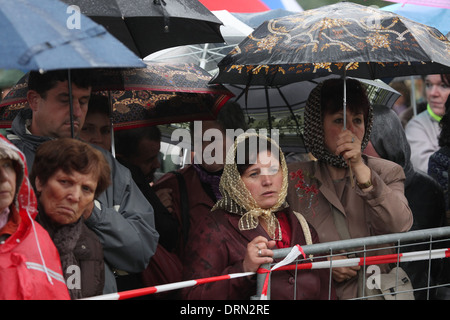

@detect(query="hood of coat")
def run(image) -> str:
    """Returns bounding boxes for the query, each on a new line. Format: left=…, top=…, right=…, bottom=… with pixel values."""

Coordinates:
left=0, top=134, right=39, bottom=243
left=369, top=104, right=414, bottom=184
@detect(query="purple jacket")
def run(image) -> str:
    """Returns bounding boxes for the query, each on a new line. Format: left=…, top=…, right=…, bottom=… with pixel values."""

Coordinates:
left=181, top=206, right=336, bottom=300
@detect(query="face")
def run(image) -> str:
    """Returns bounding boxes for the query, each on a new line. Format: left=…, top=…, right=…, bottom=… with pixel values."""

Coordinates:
left=0, top=159, right=16, bottom=211
left=425, top=74, right=450, bottom=116
left=195, top=120, right=232, bottom=173
left=241, top=151, right=283, bottom=210
left=35, top=169, right=97, bottom=225
left=28, top=81, right=91, bottom=139
left=127, top=138, right=161, bottom=183
left=80, top=112, right=112, bottom=151
left=323, top=109, right=365, bottom=154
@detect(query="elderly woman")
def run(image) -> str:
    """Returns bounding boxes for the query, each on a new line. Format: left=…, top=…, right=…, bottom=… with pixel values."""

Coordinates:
left=31, top=138, right=111, bottom=299
left=181, top=133, right=334, bottom=300
left=286, top=78, right=413, bottom=299
left=0, top=135, right=70, bottom=299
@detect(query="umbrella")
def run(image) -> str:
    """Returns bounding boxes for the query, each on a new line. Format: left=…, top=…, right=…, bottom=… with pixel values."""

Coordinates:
left=145, top=10, right=254, bottom=75
left=381, top=3, right=450, bottom=35
left=0, top=0, right=145, bottom=71
left=382, top=0, right=450, bottom=9
left=225, top=75, right=400, bottom=153
left=60, top=0, right=225, bottom=58
left=0, top=62, right=233, bottom=130
left=198, top=0, right=303, bottom=13
left=211, top=2, right=450, bottom=87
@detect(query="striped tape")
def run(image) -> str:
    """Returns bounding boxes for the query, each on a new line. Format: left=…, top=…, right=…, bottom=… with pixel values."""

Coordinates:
left=81, top=247, right=450, bottom=300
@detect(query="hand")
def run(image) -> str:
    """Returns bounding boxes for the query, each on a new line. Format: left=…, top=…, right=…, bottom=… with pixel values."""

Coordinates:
left=243, top=236, right=276, bottom=273
left=155, top=188, right=174, bottom=213
left=335, top=129, right=363, bottom=166
left=335, top=130, right=371, bottom=186
left=328, top=255, right=360, bottom=283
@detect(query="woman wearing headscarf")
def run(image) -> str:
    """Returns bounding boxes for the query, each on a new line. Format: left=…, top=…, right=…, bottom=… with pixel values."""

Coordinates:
left=181, top=133, right=334, bottom=300
left=31, top=138, right=111, bottom=299
left=286, top=78, right=413, bottom=300
left=0, top=135, right=70, bottom=300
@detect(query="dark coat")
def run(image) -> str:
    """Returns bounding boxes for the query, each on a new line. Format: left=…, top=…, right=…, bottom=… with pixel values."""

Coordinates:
left=181, top=207, right=335, bottom=300
left=36, top=211, right=104, bottom=299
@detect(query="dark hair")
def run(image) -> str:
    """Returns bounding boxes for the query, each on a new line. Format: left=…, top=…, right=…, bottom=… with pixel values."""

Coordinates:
left=320, top=78, right=371, bottom=124
left=114, top=126, right=161, bottom=156
left=438, top=96, right=450, bottom=147
left=28, top=69, right=93, bottom=98
left=88, top=94, right=110, bottom=116
left=31, top=138, right=111, bottom=197
left=235, top=136, right=280, bottom=176
left=189, top=101, right=248, bottom=133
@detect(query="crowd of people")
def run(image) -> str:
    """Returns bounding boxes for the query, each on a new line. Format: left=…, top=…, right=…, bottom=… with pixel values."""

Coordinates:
left=0, top=68, right=449, bottom=300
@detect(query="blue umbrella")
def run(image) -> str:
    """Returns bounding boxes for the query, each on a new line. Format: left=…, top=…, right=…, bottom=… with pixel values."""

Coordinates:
left=0, top=0, right=145, bottom=71
left=381, top=3, right=450, bottom=35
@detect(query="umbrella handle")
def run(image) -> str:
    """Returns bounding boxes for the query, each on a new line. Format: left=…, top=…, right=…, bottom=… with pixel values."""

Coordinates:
left=343, top=66, right=355, bottom=188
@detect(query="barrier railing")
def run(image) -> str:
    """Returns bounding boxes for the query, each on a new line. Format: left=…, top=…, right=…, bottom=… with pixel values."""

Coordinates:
left=254, top=226, right=450, bottom=300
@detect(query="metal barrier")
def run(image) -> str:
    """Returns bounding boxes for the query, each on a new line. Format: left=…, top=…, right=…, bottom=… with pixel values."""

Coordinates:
left=255, top=226, right=450, bottom=300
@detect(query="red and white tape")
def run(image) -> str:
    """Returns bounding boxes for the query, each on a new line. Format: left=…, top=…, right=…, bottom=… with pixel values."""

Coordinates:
left=81, top=246, right=450, bottom=300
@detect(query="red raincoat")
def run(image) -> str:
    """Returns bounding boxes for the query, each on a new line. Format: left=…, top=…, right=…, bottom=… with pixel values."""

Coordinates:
left=0, top=135, right=70, bottom=300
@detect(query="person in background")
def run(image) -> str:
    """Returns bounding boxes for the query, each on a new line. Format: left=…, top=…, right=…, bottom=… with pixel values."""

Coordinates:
left=182, top=133, right=335, bottom=300
left=0, top=134, right=70, bottom=300
left=80, top=94, right=112, bottom=152
left=115, top=126, right=180, bottom=295
left=5, top=69, right=159, bottom=294
left=390, top=80, right=411, bottom=117
left=429, top=96, right=450, bottom=220
left=286, top=78, right=413, bottom=299
left=405, top=74, right=450, bottom=172
left=365, top=104, right=446, bottom=300
left=31, top=138, right=111, bottom=299
left=153, top=101, right=248, bottom=256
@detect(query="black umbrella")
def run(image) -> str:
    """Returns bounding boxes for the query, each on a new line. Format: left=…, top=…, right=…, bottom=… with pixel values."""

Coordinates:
left=0, top=62, right=233, bottom=130
left=61, top=0, right=225, bottom=58
left=211, top=2, right=450, bottom=86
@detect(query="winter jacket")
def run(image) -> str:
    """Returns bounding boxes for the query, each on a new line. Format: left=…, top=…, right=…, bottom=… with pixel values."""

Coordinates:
left=181, top=207, right=335, bottom=300
left=287, top=156, right=413, bottom=299
left=0, top=135, right=70, bottom=300
left=6, top=109, right=159, bottom=294
left=369, top=105, right=446, bottom=300
left=405, top=108, right=441, bottom=173
left=36, top=209, right=104, bottom=299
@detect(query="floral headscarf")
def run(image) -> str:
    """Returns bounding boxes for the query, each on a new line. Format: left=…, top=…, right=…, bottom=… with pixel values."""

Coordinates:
left=304, top=79, right=373, bottom=168
left=212, top=133, right=288, bottom=240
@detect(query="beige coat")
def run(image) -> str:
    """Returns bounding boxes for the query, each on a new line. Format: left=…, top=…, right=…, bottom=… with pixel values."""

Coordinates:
left=287, top=155, right=413, bottom=299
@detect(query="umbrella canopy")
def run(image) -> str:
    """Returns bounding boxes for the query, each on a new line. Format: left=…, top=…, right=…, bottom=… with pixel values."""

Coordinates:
left=225, top=75, right=400, bottom=153
left=0, top=62, right=233, bottom=130
left=198, top=0, right=303, bottom=13
left=383, top=0, right=450, bottom=9
left=211, top=2, right=450, bottom=86
left=0, top=0, right=145, bottom=71
left=381, top=3, right=450, bottom=35
left=60, top=0, right=225, bottom=58
left=145, top=10, right=254, bottom=75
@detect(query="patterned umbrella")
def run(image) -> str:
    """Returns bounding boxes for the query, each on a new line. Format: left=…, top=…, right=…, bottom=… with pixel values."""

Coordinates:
left=211, top=2, right=450, bottom=86
left=0, top=62, right=233, bottom=130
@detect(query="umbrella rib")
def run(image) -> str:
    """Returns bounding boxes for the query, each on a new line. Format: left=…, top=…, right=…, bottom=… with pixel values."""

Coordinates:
left=276, top=86, right=300, bottom=131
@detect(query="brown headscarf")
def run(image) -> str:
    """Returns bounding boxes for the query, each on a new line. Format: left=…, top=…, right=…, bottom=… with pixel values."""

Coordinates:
left=304, top=79, right=373, bottom=168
